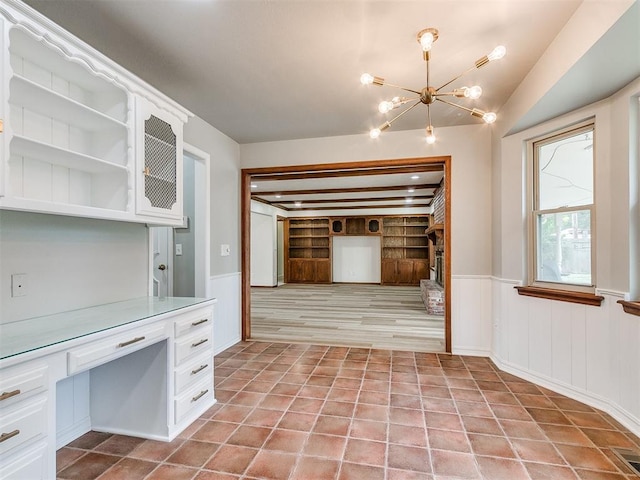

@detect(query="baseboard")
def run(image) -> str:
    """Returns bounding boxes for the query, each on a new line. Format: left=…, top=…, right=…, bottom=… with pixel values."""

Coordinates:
left=452, top=347, right=491, bottom=357
left=56, top=416, right=91, bottom=449
left=490, top=353, right=640, bottom=438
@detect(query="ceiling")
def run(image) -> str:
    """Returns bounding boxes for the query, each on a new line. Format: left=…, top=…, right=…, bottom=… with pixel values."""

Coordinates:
left=22, top=0, right=639, bottom=214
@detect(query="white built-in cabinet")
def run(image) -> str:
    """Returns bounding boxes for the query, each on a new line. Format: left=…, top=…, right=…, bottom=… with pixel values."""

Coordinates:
left=0, top=0, right=192, bottom=225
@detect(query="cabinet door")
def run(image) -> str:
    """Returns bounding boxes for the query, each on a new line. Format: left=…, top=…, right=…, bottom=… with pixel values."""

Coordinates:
left=0, top=17, right=4, bottom=198
left=413, top=260, right=430, bottom=284
left=136, top=97, right=183, bottom=221
left=314, top=260, right=331, bottom=283
left=381, top=260, right=397, bottom=284
left=396, top=260, right=414, bottom=284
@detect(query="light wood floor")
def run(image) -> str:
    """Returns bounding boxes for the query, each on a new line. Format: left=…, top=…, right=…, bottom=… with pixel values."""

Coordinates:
left=250, top=283, right=445, bottom=352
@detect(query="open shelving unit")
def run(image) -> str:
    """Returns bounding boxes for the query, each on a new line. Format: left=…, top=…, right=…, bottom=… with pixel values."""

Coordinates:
left=4, top=26, right=131, bottom=215
left=381, top=216, right=430, bottom=285
left=285, top=218, right=331, bottom=283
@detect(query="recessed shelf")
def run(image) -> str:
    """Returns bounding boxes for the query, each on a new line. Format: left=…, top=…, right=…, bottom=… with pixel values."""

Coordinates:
left=11, top=135, right=128, bottom=174
left=10, top=75, right=127, bottom=131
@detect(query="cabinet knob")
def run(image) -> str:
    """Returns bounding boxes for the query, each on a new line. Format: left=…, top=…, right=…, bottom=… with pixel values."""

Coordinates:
left=0, top=119, right=3, bottom=133
left=158, top=264, right=167, bottom=271
left=143, top=166, right=150, bottom=176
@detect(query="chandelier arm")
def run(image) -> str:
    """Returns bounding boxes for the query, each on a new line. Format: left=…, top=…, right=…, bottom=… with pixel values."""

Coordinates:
left=427, top=104, right=433, bottom=127
left=382, top=82, right=422, bottom=95
left=435, top=97, right=474, bottom=114
left=435, top=65, right=475, bottom=92
left=386, top=100, right=422, bottom=126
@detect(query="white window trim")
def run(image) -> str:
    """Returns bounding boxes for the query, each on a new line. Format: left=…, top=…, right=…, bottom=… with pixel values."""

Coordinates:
left=526, top=120, right=596, bottom=294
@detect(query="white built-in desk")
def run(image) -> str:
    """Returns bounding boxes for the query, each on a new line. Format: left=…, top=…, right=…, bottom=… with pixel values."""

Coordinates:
left=0, top=297, right=217, bottom=479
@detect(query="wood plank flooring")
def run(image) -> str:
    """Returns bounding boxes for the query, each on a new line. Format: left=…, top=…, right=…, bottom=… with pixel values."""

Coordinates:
left=250, top=283, right=445, bottom=352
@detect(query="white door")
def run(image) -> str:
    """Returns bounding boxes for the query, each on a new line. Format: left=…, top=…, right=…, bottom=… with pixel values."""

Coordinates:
left=151, top=227, right=173, bottom=297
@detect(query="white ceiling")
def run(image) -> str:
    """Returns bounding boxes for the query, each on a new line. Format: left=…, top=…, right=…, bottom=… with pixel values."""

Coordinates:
left=23, top=0, right=589, bottom=145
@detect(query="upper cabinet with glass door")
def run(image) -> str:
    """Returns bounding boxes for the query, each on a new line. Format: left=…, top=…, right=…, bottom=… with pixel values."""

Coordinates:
left=0, top=0, right=192, bottom=225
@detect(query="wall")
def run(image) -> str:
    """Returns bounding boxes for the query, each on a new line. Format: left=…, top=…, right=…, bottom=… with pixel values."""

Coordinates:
left=250, top=211, right=276, bottom=286
left=0, top=210, right=148, bottom=323
left=241, top=124, right=493, bottom=354
left=492, top=79, right=640, bottom=437
left=332, top=236, right=381, bottom=283
left=184, top=116, right=242, bottom=353
left=173, top=152, right=196, bottom=297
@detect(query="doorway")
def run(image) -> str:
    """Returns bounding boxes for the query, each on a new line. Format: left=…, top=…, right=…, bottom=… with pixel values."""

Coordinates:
left=241, top=156, right=452, bottom=352
left=149, top=143, right=211, bottom=298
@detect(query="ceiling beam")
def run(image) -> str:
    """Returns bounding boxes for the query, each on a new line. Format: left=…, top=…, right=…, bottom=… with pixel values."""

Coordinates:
left=250, top=183, right=440, bottom=197
left=272, top=195, right=434, bottom=205
left=250, top=164, right=443, bottom=181
left=285, top=203, right=431, bottom=211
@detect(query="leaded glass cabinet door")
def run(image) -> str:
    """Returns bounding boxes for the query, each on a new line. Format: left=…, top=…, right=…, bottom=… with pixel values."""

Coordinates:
left=136, top=97, right=183, bottom=222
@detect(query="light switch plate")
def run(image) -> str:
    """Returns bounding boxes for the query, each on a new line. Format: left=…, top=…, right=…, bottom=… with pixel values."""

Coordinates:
left=220, top=244, right=230, bottom=256
left=175, top=244, right=183, bottom=256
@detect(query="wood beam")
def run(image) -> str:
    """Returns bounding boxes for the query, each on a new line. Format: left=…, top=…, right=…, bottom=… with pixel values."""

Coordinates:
left=273, top=195, right=434, bottom=205
left=251, top=184, right=440, bottom=197
left=250, top=164, right=443, bottom=181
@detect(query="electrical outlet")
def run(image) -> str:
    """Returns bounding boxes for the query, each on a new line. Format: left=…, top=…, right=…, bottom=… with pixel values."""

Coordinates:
left=11, top=274, right=27, bottom=297
left=175, top=243, right=183, bottom=256
left=220, top=244, right=231, bottom=257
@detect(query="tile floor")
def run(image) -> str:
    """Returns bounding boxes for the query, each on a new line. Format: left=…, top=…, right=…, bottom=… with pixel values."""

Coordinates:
left=57, top=341, right=640, bottom=479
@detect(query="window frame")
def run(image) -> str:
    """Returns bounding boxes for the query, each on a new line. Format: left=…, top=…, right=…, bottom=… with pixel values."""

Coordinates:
left=527, top=120, right=596, bottom=295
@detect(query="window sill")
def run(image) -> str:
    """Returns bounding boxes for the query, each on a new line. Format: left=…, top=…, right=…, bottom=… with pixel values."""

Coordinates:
left=515, top=286, right=604, bottom=306
left=618, top=300, right=640, bottom=317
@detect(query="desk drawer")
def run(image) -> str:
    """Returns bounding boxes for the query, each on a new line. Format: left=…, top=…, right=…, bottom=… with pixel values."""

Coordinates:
left=175, top=352, right=213, bottom=395
left=175, top=379, right=212, bottom=424
left=174, top=309, right=212, bottom=338
left=0, top=396, right=47, bottom=456
left=0, top=365, right=47, bottom=407
left=175, top=330, right=212, bottom=366
left=0, top=440, right=47, bottom=480
left=68, top=323, right=166, bottom=375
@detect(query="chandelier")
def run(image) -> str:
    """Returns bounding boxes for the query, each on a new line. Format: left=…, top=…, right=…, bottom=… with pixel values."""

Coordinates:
left=360, top=28, right=506, bottom=143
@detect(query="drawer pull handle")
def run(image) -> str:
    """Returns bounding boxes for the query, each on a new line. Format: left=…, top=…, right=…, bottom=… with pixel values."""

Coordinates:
left=0, top=389, right=20, bottom=401
left=192, top=389, right=208, bottom=402
left=191, top=338, right=208, bottom=348
left=191, top=364, right=208, bottom=375
left=191, top=319, right=208, bottom=326
left=0, top=430, right=19, bottom=443
left=118, top=336, right=145, bottom=348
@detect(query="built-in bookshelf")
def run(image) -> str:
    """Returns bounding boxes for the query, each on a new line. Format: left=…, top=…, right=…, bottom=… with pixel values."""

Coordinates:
left=381, top=216, right=430, bottom=285
left=286, top=218, right=331, bottom=283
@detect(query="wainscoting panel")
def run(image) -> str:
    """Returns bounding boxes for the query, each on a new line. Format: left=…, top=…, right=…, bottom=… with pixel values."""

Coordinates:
left=491, top=278, right=640, bottom=437
left=451, top=276, right=492, bottom=356
left=208, top=272, right=242, bottom=354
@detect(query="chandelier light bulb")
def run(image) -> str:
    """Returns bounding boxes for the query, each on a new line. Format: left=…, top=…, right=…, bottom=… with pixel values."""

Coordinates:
left=369, top=128, right=381, bottom=139
left=419, top=31, right=434, bottom=51
left=483, top=112, right=497, bottom=124
left=425, top=125, right=436, bottom=144
left=360, top=73, right=374, bottom=85
left=466, top=85, right=483, bottom=99
left=487, top=45, right=506, bottom=61
left=378, top=101, right=394, bottom=114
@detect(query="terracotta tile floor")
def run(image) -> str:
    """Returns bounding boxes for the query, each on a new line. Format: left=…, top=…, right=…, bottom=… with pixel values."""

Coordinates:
left=57, top=342, right=640, bottom=479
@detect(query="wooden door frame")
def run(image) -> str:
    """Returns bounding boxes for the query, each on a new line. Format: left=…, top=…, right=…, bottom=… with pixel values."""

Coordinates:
left=241, top=156, right=452, bottom=353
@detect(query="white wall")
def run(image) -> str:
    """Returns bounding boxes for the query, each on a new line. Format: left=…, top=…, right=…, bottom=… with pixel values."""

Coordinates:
left=0, top=210, right=148, bottom=323
left=332, top=236, right=381, bottom=283
left=184, top=116, right=242, bottom=352
left=250, top=211, right=276, bottom=286
left=492, top=79, right=640, bottom=437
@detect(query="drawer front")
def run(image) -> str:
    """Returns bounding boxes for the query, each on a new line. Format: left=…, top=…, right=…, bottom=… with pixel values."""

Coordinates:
left=174, top=329, right=212, bottom=366
left=174, top=308, right=213, bottom=338
left=0, top=440, right=47, bottom=480
left=174, top=378, right=213, bottom=424
left=0, top=365, right=47, bottom=408
left=68, top=323, right=166, bottom=375
left=175, top=352, right=213, bottom=395
left=0, top=396, right=47, bottom=456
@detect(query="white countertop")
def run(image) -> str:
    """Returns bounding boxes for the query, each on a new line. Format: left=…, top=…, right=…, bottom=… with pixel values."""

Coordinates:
left=0, top=297, right=215, bottom=360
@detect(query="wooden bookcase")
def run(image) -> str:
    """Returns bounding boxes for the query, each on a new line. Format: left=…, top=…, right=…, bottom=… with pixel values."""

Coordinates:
left=381, top=216, right=430, bottom=285
left=285, top=218, right=331, bottom=283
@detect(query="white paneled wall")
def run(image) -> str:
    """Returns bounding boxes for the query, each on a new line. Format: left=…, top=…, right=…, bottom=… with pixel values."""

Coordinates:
left=491, top=277, right=640, bottom=437
left=451, top=276, right=493, bottom=356
left=208, top=273, right=242, bottom=354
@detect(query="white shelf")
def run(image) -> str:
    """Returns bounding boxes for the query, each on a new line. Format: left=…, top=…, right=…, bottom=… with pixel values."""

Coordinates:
left=11, top=135, right=129, bottom=175
left=10, top=75, right=127, bottom=131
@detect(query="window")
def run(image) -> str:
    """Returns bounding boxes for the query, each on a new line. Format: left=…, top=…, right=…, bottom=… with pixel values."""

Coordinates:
left=529, top=121, right=595, bottom=293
